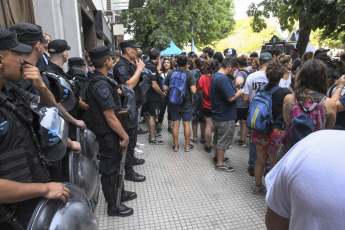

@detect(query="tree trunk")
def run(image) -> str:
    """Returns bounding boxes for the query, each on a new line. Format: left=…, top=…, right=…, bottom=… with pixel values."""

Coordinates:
left=296, top=15, right=312, bottom=58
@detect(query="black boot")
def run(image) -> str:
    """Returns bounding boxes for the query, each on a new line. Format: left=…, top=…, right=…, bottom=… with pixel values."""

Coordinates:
left=132, top=157, right=145, bottom=166
left=107, top=203, right=133, bottom=217
left=121, top=190, right=137, bottom=202
left=125, top=171, right=146, bottom=182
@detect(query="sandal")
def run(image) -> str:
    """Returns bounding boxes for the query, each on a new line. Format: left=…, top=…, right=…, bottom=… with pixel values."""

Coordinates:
left=185, top=144, right=194, bottom=152
left=191, top=138, right=198, bottom=143
left=173, top=145, right=179, bottom=152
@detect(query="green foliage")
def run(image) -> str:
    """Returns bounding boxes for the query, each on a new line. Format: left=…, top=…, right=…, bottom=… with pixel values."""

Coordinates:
left=121, top=0, right=235, bottom=51
left=247, top=0, right=345, bottom=55
left=212, top=18, right=276, bottom=54
left=311, top=29, right=345, bottom=49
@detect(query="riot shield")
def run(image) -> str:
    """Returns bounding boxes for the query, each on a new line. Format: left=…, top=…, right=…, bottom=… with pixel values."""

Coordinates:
left=120, top=85, right=136, bottom=120
left=139, top=68, right=154, bottom=96
left=27, top=183, right=98, bottom=230
left=77, top=127, right=99, bottom=161
left=68, top=150, right=99, bottom=200
left=31, top=104, right=69, bottom=162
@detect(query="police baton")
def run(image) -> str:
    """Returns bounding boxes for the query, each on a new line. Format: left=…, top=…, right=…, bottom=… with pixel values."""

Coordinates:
left=116, top=110, right=128, bottom=208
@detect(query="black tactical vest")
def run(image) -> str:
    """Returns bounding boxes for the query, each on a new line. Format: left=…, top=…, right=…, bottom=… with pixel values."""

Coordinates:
left=84, top=73, right=122, bottom=136
left=0, top=86, right=48, bottom=184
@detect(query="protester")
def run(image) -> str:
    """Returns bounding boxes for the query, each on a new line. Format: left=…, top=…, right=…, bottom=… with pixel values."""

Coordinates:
left=211, top=58, right=242, bottom=171
left=265, top=130, right=345, bottom=230
left=290, top=48, right=301, bottom=74
left=163, top=55, right=196, bottom=152
left=251, top=61, right=291, bottom=195
left=202, top=47, right=214, bottom=61
left=278, top=55, right=293, bottom=89
left=247, top=52, right=259, bottom=72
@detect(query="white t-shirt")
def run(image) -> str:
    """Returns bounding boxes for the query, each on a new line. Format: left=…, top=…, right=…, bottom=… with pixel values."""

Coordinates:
left=266, top=130, right=345, bottom=230
left=242, top=71, right=268, bottom=102
left=279, top=73, right=292, bottom=89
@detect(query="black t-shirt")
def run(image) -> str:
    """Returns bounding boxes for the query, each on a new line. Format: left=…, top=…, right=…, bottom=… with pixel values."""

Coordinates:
left=264, top=84, right=292, bottom=129
left=145, top=60, right=161, bottom=102
left=164, top=67, right=196, bottom=112
left=113, top=56, right=142, bottom=106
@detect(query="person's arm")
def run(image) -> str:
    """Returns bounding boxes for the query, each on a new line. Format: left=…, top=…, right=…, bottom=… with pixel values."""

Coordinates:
left=235, top=76, right=245, bottom=89
left=56, top=103, right=86, bottom=129
left=78, top=97, right=89, bottom=110
left=331, top=75, right=345, bottom=101
left=103, top=108, right=129, bottom=148
left=241, top=94, right=249, bottom=102
left=21, top=65, right=57, bottom=106
left=282, top=94, right=292, bottom=123
left=227, top=90, right=242, bottom=102
left=124, top=59, right=145, bottom=89
left=265, top=207, right=290, bottom=230
left=190, top=85, right=197, bottom=94
left=336, top=100, right=345, bottom=112
left=325, top=98, right=337, bottom=129
left=0, top=179, right=70, bottom=203
left=152, top=81, right=166, bottom=96
left=67, top=138, right=81, bottom=153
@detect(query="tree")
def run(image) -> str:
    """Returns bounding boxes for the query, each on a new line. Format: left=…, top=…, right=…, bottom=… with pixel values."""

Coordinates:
left=213, top=18, right=276, bottom=54
left=247, top=0, right=345, bottom=56
left=121, top=0, right=235, bottom=51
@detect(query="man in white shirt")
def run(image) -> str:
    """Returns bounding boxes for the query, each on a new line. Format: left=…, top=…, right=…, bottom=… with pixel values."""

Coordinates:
left=265, top=130, right=345, bottom=230
left=241, top=52, right=273, bottom=176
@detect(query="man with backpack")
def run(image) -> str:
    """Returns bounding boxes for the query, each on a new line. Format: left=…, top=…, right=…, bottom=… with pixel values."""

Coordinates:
left=211, top=58, right=242, bottom=171
left=242, top=52, right=273, bottom=176
left=163, top=55, right=197, bottom=152
left=145, top=48, right=166, bottom=145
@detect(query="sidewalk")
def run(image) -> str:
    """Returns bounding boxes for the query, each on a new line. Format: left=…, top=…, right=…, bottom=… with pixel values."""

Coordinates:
left=94, top=123, right=267, bottom=230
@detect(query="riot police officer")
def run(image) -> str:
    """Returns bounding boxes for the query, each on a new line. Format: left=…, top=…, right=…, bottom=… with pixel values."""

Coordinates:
left=0, top=27, right=70, bottom=229
left=85, top=45, right=136, bottom=216
left=113, top=40, right=146, bottom=182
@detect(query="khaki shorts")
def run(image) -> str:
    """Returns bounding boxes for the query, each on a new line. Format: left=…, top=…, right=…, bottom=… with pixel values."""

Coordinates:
left=213, top=120, right=235, bottom=150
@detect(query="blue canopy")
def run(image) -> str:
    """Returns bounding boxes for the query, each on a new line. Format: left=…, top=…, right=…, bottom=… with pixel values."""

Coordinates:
left=160, top=41, right=183, bottom=56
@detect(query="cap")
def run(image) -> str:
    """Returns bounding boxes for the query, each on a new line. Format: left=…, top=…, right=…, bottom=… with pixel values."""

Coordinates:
left=9, top=23, right=47, bottom=44
left=119, top=40, right=141, bottom=49
left=226, top=48, right=237, bottom=57
left=0, top=27, right=32, bottom=53
left=48, top=39, right=71, bottom=54
left=259, top=52, right=273, bottom=63
left=89, top=46, right=111, bottom=60
left=68, top=57, right=85, bottom=68
left=191, top=53, right=198, bottom=58
left=314, top=48, right=330, bottom=57
left=87, top=60, right=94, bottom=66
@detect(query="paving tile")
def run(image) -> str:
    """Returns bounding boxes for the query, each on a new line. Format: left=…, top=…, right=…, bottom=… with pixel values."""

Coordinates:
left=95, top=122, right=267, bottom=229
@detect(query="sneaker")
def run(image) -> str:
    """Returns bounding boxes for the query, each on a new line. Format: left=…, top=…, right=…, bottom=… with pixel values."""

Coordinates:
left=253, top=184, right=266, bottom=195
left=136, top=142, right=145, bottom=148
left=235, top=139, right=247, bottom=147
left=138, top=128, right=148, bottom=135
left=204, top=145, right=212, bottom=153
left=155, top=132, right=162, bottom=138
left=156, top=128, right=162, bottom=134
left=213, top=157, right=229, bottom=164
left=247, top=166, right=255, bottom=177
left=215, top=163, right=235, bottom=172
left=168, top=127, right=172, bottom=133
left=149, top=139, right=164, bottom=145
left=134, top=147, right=144, bottom=155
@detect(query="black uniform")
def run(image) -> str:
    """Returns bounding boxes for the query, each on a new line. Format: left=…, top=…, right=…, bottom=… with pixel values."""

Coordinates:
left=0, top=83, right=49, bottom=229
left=113, top=56, right=142, bottom=175
left=85, top=70, right=122, bottom=205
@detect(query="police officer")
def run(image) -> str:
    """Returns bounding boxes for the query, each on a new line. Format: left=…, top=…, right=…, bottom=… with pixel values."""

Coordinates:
left=0, top=27, right=70, bottom=229
left=8, top=23, right=49, bottom=95
left=85, top=45, right=136, bottom=216
left=113, top=40, right=146, bottom=182
left=87, top=60, right=95, bottom=78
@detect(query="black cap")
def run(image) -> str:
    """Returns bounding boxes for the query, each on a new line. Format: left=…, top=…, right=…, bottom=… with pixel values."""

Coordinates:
left=0, top=27, right=32, bottom=53
left=315, top=48, right=330, bottom=57
left=48, top=39, right=71, bottom=54
left=87, top=60, right=94, bottom=66
left=119, top=40, right=141, bottom=49
left=89, top=46, right=111, bottom=61
left=9, top=23, right=47, bottom=44
left=68, top=57, right=85, bottom=67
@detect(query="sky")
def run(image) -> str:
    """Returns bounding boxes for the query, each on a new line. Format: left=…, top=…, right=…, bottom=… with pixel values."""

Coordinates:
left=233, top=0, right=259, bottom=20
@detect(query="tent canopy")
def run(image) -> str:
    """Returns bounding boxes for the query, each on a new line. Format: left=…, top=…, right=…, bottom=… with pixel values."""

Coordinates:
left=160, top=41, right=183, bottom=56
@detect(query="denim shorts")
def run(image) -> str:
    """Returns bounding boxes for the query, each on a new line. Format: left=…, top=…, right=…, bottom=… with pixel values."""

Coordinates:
left=170, top=109, right=193, bottom=122
left=213, top=120, right=235, bottom=150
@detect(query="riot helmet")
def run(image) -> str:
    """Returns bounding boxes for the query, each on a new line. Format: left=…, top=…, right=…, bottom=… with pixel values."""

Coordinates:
left=43, top=72, right=76, bottom=111
left=120, top=84, right=136, bottom=120
left=31, top=103, right=69, bottom=161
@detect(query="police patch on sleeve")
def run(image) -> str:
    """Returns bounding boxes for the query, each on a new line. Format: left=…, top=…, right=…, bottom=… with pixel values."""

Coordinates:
left=118, top=66, right=126, bottom=76
left=98, top=86, right=110, bottom=99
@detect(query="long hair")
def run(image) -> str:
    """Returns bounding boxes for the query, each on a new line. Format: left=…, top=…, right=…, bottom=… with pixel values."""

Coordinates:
left=294, top=59, right=328, bottom=101
left=208, top=59, right=220, bottom=75
left=162, top=59, right=174, bottom=73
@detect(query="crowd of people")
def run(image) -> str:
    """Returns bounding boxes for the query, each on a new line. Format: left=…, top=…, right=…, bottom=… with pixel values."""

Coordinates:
left=1, top=20, right=345, bottom=229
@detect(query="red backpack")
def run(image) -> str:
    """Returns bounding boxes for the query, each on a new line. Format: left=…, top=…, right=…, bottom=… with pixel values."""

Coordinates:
left=284, top=95, right=326, bottom=149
